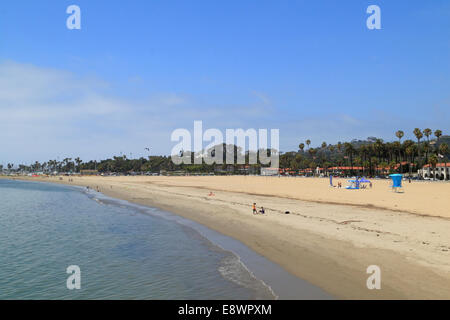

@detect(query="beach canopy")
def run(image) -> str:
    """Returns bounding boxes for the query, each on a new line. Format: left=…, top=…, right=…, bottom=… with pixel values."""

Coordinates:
left=346, top=180, right=359, bottom=189
left=359, top=178, right=371, bottom=183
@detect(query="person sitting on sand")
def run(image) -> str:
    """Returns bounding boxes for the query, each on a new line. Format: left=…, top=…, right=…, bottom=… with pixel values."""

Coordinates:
left=252, top=203, right=257, bottom=215
left=208, top=192, right=215, bottom=197
left=259, top=207, right=265, bottom=214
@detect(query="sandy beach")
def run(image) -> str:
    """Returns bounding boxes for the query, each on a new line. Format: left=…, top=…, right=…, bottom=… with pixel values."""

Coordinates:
left=6, top=175, right=450, bottom=299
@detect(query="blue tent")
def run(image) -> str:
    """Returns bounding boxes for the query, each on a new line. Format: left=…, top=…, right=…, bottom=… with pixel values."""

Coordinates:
left=346, top=180, right=360, bottom=189
left=359, top=178, right=371, bottom=183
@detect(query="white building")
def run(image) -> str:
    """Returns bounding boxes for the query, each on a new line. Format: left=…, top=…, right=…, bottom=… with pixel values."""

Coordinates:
left=418, top=163, right=450, bottom=180
left=261, top=167, right=279, bottom=176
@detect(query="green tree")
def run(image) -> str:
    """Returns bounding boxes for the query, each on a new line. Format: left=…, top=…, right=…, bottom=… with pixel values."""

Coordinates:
left=434, top=129, right=442, bottom=142
left=439, top=143, right=449, bottom=163
left=429, top=154, right=438, bottom=180
left=75, top=157, right=83, bottom=173
left=395, top=130, right=404, bottom=143
left=298, top=143, right=305, bottom=153
left=423, top=128, right=432, bottom=143
left=344, top=143, right=355, bottom=175
left=413, top=128, right=423, bottom=166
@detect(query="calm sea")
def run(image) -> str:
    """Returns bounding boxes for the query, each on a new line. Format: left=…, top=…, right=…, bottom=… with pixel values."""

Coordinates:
left=0, top=179, right=332, bottom=300
left=0, top=179, right=278, bottom=300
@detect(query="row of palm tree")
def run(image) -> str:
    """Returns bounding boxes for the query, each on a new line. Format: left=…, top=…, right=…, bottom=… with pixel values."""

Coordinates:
left=7, top=157, right=85, bottom=174
left=291, top=128, right=447, bottom=176
left=2, top=129, right=447, bottom=176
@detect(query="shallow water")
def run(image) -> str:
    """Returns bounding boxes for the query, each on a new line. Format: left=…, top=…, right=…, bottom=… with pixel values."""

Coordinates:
left=0, top=179, right=278, bottom=299
left=0, top=179, right=331, bottom=300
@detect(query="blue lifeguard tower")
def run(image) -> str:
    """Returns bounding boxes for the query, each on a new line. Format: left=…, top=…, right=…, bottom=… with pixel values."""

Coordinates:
left=389, top=174, right=403, bottom=192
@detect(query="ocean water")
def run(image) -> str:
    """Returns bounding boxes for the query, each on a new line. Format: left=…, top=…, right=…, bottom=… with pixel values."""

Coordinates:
left=0, top=179, right=276, bottom=300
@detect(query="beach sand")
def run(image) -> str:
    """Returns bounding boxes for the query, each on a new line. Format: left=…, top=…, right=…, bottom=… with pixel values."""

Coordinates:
left=7, top=175, right=450, bottom=299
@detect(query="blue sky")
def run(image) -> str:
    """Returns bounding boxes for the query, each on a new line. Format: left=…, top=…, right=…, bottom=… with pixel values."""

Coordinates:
left=0, top=0, right=449, bottom=163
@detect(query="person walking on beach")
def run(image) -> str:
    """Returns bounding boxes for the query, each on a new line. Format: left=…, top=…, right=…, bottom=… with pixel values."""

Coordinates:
left=252, top=203, right=257, bottom=215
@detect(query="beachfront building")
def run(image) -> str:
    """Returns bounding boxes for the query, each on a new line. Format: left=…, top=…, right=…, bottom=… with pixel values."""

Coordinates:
left=261, top=167, right=279, bottom=176
left=279, top=168, right=297, bottom=176
left=214, top=165, right=235, bottom=174
left=299, top=168, right=314, bottom=176
left=418, top=163, right=450, bottom=180
left=80, top=169, right=98, bottom=175
left=326, top=166, right=364, bottom=176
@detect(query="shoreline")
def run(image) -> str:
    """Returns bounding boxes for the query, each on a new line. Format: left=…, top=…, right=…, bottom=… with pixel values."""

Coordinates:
left=4, top=175, right=450, bottom=299
left=83, top=187, right=331, bottom=299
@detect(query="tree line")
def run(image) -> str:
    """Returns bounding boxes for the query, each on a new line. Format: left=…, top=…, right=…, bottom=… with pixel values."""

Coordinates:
left=287, top=129, right=448, bottom=176
left=2, top=129, right=448, bottom=176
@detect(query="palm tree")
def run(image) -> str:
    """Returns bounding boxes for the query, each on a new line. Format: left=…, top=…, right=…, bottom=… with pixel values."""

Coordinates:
left=374, top=139, right=384, bottom=161
left=359, top=145, right=369, bottom=175
left=395, top=130, right=404, bottom=143
left=405, top=146, right=414, bottom=177
left=429, top=154, right=438, bottom=180
left=371, top=156, right=379, bottom=176
left=439, top=143, right=449, bottom=165
left=321, top=142, right=327, bottom=149
left=434, top=129, right=442, bottom=143
left=299, top=143, right=305, bottom=153
left=423, top=128, right=432, bottom=143
left=423, top=142, right=431, bottom=164
left=306, top=140, right=311, bottom=150
left=395, top=131, right=404, bottom=169
left=413, top=128, right=423, bottom=166
left=395, top=132, right=404, bottom=171
left=75, top=157, right=82, bottom=173
left=393, top=141, right=402, bottom=172
left=344, top=143, right=355, bottom=175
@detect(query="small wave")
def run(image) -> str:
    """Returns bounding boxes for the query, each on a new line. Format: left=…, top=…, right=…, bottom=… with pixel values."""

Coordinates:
left=218, top=254, right=278, bottom=300
left=80, top=189, right=284, bottom=299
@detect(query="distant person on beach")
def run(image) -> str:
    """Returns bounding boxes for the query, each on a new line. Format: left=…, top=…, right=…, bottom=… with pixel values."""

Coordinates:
left=259, top=207, right=265, bottom=214
left=369, top=182, right=373, bottom=189
left=252, top=203, right=257, bottom=215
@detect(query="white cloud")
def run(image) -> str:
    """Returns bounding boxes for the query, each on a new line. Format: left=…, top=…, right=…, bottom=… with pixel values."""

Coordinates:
left=4, top=61, right=440, bottom=165
left=0, top=61, right=277, bottom=164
